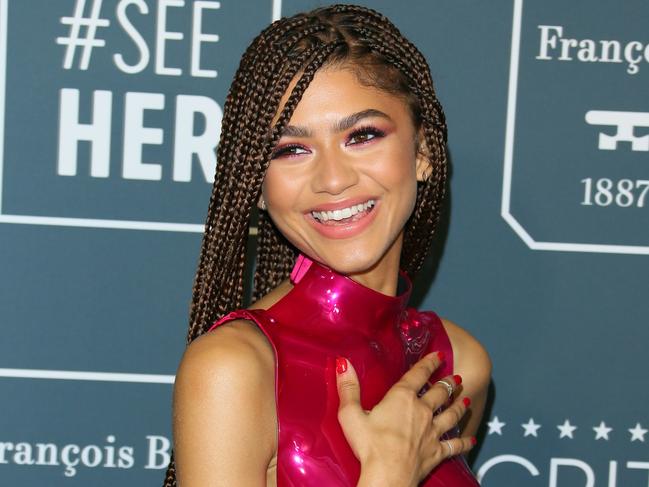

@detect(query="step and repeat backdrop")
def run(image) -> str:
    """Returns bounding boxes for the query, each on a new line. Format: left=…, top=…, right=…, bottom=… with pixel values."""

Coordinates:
left=0, top=0, right=646, bottom=485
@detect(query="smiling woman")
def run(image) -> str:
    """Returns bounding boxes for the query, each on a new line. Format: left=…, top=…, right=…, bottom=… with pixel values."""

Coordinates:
left=166, top=4, right=490, bottom=487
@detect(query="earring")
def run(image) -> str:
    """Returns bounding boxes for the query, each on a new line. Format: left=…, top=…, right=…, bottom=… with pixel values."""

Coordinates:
left=259, top=198, right=267, bottom=211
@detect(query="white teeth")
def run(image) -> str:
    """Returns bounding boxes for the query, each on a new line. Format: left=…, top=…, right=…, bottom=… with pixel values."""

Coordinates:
left=311, top=199, right=375, bottom=222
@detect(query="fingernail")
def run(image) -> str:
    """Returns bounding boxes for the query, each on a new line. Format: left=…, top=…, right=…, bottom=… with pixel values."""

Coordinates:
left=453, top=374, right=462, bottom=385
left=463, top=397, right=471, bottom=407
left=437, top=351, right=445, bottom=362
left=471, top=436, right=477, bottom=446
left=336, top=357, right=347, bottom=374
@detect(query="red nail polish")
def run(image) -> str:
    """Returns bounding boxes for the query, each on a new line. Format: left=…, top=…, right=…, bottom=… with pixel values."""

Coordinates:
left=437, top=351, right=445, bottom=362
left=336, top=357, right=347, bottom=374
left=471, top=436, right=477, bottom=446
left=453, top=374, right=462, bottom=385
left=463, top=397, right=471, bottom=407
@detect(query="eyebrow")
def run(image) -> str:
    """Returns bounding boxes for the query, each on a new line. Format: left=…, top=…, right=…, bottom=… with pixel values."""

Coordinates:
left=280, top=108, right=392, bottom=138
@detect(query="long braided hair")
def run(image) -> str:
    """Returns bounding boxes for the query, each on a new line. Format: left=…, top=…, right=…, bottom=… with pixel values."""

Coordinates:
left=163, top=4, right=448, bottom=485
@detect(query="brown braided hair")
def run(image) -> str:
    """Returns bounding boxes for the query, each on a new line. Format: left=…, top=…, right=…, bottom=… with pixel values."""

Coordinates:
left=163, top=4, right=448, bottom=485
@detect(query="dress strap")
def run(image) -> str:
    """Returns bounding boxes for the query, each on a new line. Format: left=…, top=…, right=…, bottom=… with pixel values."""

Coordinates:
left=208, top=309, right=266, bottom=333
left=290, top=253, right=313, bottom=284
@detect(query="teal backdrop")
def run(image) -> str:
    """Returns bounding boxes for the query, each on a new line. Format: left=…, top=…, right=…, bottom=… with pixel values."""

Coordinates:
left=0, top=0, right=647, bottom=485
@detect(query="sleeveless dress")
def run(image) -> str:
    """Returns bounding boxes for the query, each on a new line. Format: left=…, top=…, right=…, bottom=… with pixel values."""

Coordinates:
left=209, top=254, right=480, bottom=486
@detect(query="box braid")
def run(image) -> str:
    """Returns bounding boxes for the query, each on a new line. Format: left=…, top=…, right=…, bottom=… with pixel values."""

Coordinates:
left=164, top=4, right=449, bottom=486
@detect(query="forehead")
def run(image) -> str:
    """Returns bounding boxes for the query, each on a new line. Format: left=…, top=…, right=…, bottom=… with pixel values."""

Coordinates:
left=275, top=66, right=411, bottom=127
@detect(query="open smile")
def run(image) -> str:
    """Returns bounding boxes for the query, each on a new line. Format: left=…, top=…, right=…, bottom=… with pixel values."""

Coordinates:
left=305, top=198, right=380, bottom=239
left=311, top=199, right=376, bottom=224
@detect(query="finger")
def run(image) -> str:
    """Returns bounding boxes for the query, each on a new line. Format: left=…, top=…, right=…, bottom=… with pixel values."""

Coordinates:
left=440, top=436, right=476, bottom=459
left=432, top=396, right=471, bottom=435
left=420, top=436, right=477, bottom=477
left=335, top=357, right=364, bottom=421
left=419, top=374, right=462, bottom=410
left=396, top=351, right=444, bottom=392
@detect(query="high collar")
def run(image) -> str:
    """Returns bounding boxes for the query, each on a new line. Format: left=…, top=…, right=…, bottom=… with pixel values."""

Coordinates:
left=265, top=254, right=412, bottom=338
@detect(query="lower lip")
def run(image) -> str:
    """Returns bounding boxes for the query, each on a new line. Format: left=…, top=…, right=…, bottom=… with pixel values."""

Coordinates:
left=306, top=200, right=380, bottom=239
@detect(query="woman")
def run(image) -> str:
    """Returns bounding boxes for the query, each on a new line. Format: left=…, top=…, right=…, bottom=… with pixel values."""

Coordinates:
left=165, top=4, right=491, bottom=486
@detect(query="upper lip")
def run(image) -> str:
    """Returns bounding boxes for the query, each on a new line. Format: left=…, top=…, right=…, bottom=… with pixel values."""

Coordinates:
left=307, top=196, right=378, bottom=213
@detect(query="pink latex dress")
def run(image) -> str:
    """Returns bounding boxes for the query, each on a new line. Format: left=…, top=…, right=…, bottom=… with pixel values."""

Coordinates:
left=209, top=254, right=480, bottom=486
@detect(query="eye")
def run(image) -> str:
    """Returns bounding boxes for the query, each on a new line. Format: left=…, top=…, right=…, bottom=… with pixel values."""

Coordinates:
left=271, top=144, right=309, bottom=159
left=346, top=125, right=386, bottom=146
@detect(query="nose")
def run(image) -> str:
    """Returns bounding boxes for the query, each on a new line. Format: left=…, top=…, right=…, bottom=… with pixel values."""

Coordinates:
left=310, top=147, right=359, bottom=195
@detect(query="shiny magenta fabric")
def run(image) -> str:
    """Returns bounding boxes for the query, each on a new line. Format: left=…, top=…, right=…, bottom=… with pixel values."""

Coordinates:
left=209, top=255, right=479, bottom=486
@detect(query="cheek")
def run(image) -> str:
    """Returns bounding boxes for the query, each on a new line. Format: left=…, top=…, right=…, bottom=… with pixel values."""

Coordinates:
left=379, top=147, right=419, bottom=215
left=261, top=166, right=293, bottom=208
left=261, top=168, right=306, bottom=247
left=403, top=177, right=419, bottom=218
left=378, top=145, right=418, bottom=191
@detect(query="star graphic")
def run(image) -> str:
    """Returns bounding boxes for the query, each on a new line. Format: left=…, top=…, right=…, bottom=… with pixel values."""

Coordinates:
left=487, top=416, right=506, bottom=435
left=521, top=418, right=541, bottom=437
left=557, top=419, right=577, bottom=439
left=593, top=421, right=612, bottom=440
left=629, top=423, right=647, bottom=442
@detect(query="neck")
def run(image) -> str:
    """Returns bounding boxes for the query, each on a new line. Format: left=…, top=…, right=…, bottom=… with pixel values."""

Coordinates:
left=346, top=241, right=403, bottom=297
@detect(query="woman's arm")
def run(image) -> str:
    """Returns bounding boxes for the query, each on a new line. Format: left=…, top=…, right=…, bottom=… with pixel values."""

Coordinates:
left=442, top=318, right=492, bottom=438
left=172, top=321, right=277, bottom=486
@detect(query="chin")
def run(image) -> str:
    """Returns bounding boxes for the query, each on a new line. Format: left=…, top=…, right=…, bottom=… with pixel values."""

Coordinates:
left=312, top=249, right=383, bottom=276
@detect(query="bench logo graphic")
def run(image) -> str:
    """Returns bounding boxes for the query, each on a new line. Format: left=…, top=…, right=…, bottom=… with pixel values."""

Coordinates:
left=502, top=0, right=648, bottom=255
left=0, top=0, right=279, bottom=233
left=585, top=111, right=649, bottom=152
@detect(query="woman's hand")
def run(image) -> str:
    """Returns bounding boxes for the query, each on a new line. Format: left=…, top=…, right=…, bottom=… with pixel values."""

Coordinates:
left=336, top=352, right=475, bottom=487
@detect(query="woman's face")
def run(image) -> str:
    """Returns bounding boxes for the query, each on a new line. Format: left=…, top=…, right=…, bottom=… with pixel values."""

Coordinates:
left=261, top=66, right=429, bottom=279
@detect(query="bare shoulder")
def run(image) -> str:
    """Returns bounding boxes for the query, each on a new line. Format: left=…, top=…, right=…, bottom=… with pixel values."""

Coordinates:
left=174, top=318, right=276, bottom=414
left=440, top=318, right=492, bottom=389
left=176, top=275, right=293, bottom=381
left=175, top=318, right=276, bottom=395
left=177, top=274, right=293, bottom=382
left=180, top=318, right=275, bottom=370
left=173, top=320, right=276, bottom=485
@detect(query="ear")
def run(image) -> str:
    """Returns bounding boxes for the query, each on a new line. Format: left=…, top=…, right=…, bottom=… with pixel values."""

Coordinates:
left=415, top=128, right=433, bottom=182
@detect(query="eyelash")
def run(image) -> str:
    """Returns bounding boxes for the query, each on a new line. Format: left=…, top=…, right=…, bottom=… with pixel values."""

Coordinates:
left=347, top=125, right=386, bottom=145
left=270, top=125, right=386, bottom=159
